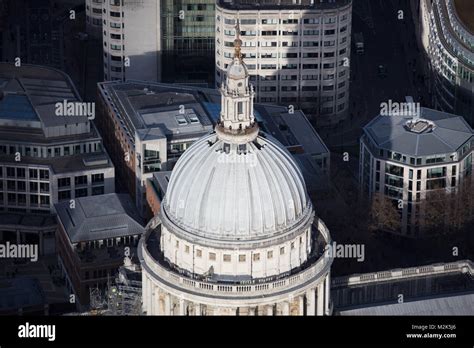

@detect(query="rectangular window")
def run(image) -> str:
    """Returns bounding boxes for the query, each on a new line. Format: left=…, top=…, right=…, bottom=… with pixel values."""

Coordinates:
left=253, top=253, right=260, bottom=261
left=196, top=249, right=202, bottom=258
left=29, top=182, right=38, bottom=192
left=40, top=170, right=49, bottom=180
left=223, top=254, right=231, bottom=262
left=92, top=186, right=104, bottom=195
left=58, top=190, right=71, bottom=201
left=29, top=169, right=38, bottom=179
left=267, top=250, right=273, bottom=259
left=239, top=255, right=246, bottom=262
left=92, top=173, right=104, bottom=184
left=58, top=177, right=71, bottom=188
left=16, top=168, right=25, bottom=178
left=7, top=167, right=15, bottom=177
left=280, top=247, right=285, bottom=255
left=40, top=182, right=49, bottom=193
left=75, top=188, right=88, bottom=197
left=75, top=175, right=88, bottom=186
left=209, top=252, right=216, bottom=261
left=40, top=195, right=50, bottom=206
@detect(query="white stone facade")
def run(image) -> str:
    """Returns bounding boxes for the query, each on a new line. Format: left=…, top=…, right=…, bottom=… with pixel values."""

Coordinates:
left=215, top=1, right=352, bottom=122
left=140, top=216, right=332, bottom=316
left=422, top=0, right=474, bottom=124
left=102, top=0, right=161, bottom=81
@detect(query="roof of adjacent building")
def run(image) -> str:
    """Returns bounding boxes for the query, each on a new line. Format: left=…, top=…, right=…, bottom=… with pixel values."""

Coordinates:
left=339, top=291, right=474, bottom=315
left=100, top=80, right=329, bottom=158
left=363, top=107, right=473, bottom=156
left=257, top=104, right=329, bottom=156
left=0, top=212, right=56, bottom=228
left=0, top=63, right=87, bottom=127
left=99, top=81, right=215, bottom=144
left=152, top=171, right=172, bottom=196
left=55, top=193, right=144, bottom=243
left=217, top=0, right=351, bottom=10
left=453, top=0, right=474, bottom=34
left=0, top=277, right=45, bottom=312
left=0, top=151, right=113, bottom=174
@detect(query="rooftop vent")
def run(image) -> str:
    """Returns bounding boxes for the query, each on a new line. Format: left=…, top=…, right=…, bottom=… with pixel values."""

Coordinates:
left=405, top=118, right=435, bottom=134
left=143, top=87, right=155, bottom=95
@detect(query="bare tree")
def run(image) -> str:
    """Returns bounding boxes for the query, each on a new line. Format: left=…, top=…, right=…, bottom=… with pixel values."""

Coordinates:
left=368, top=192, right=401, bottom=233
left=421, top=179, right=474, bottom=235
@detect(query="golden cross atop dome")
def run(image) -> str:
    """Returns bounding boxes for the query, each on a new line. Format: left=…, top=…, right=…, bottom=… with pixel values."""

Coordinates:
left=234, top=19, right=242, bottom=60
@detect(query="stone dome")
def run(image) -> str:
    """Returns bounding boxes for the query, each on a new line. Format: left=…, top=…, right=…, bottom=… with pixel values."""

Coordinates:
left=226, top=58, right=248, bottom=80
left=162, top=132, right=312, bottom=241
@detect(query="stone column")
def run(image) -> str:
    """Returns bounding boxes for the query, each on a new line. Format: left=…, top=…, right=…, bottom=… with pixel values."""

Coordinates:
left=298, top=295, right=304, bottom=315
left=164, top=293, right=171, bottom=315
left=179, top=298, right=186, bottom=316
left=145, top=279, right=150, bottom=315
left=306, top=288, right=316, bottom=315
left=195, top=303, right=201, bottom=316
left=16, top=230, right=21, bottom=244
left=325, top=273, right=331, bottom=315
left=317, top=283, right=324, bottom=316
left=266, top=305, right=273, bottom=316
left=151, top=286, right=156, bottom=315
left=282, top=301, right=290, bottom=316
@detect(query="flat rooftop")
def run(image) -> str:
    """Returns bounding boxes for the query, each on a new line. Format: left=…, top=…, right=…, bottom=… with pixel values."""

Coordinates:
left=99, top=81, right=215, bottom=143
left=340, top=292, right=474, bottom=315
left=100, top=80, right=329, bottom=157
left=0, top=63, right=87, bottom=128
left=217, top=0, right=351, bottom=10
left=0, top=212, right=56, bottom=228
left=55, top=193, right=144, bottom=243
left=363, top=107, right=473, bottom=156
left=454, top=0, right=474, bottom=34
left=0, top=152, right=113, bottom=175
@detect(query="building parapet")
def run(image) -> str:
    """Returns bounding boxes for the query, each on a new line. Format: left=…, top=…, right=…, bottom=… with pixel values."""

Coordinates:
left=332, top=260, right=474, bottom=288
left=139, top=217, right=332, bottom=299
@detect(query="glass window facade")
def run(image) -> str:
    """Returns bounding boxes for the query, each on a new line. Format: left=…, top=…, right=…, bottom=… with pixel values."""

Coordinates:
left=161, top=0, right=215, bottom=84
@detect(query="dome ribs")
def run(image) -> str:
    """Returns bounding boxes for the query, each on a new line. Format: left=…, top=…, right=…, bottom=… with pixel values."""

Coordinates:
left=163, top=133, right=311, bottom=241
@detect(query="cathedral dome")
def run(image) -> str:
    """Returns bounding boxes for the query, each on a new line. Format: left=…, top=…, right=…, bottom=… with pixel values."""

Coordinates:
left=162, top=132, right=312, bottom=241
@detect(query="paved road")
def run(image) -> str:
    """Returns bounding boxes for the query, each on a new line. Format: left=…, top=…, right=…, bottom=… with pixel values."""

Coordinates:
left=321, top=0, right=430, bottom=150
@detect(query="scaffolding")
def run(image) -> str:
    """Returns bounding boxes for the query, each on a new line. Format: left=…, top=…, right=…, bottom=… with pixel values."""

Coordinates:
left=106, top=257, right=143, bottom=316
left=87, top=257, right=143, bottom=315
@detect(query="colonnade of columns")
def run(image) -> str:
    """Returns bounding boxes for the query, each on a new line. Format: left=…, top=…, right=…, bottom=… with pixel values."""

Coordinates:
left=144, top=273, right=331, bottom=316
